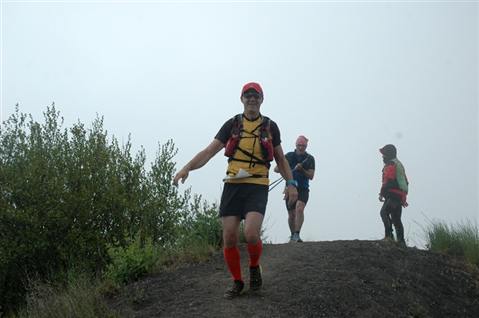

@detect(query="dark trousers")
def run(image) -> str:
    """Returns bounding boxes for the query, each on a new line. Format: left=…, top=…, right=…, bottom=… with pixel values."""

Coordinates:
left=380, top=199, right=404, bottom=243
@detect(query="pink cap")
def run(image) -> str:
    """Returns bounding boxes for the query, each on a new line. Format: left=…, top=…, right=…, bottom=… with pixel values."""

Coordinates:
left=296, top=135, right=309, bottom=146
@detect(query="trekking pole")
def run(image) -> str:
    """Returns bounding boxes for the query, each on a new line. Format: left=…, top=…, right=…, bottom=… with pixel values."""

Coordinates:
left=268, top=177, right=284, bottom=192
left=268, top=155, right=309, bottom=192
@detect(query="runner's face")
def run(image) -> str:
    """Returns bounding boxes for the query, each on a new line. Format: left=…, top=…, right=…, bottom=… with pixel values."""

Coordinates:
left=296, top=144, right=307, bottom=155
left=241, top=89, right=263, bottom=115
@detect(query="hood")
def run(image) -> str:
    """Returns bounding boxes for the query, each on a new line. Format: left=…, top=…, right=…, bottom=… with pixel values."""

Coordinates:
left=380, top=144, right=397, bottom=164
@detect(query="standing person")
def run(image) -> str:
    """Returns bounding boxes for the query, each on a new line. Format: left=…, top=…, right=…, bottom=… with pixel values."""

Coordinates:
left=173, top=82, right=298, bottom=300
left=378, top=144, right=409, bottom=244
left=274, top=135, right=315, bottom=243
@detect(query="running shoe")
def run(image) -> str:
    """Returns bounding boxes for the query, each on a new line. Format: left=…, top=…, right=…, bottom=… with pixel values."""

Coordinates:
left=290, top=233, right=303, bottom=243
left=223, top=280, right=245, bottom=300
left=250, top=265, right=263, bottom=291
left=295, top=233, right=303, bottom=242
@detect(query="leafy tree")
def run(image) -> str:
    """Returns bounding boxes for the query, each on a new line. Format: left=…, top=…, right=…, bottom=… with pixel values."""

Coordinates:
left=0, top=104, right=209, bottom=315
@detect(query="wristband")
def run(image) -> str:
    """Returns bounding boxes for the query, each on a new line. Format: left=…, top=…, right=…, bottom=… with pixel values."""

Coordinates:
left=285, top=180, right=298, bottom=187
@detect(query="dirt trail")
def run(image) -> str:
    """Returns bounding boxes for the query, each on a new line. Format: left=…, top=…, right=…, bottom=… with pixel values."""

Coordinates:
left=107, top=240, right=479, bottom=318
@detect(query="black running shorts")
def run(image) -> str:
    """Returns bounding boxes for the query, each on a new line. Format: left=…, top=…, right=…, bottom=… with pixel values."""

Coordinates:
left=285, top=187, right=309, bottom=211
left=219, top=183, right=268, bottom=218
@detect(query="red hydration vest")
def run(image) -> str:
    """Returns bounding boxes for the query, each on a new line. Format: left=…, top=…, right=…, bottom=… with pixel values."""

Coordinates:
left=224, top=114, right=274, bottom=167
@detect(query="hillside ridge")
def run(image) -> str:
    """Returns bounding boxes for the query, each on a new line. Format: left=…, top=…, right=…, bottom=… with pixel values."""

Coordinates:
left=107, top=240, right=479, bottom=318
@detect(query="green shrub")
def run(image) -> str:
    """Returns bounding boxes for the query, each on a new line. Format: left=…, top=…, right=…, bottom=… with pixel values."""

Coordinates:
left=0, top=104, right=194, bottom=314
left=103, top=233, right=160, bottom=287
left=188, top=200, right=223, bottom=249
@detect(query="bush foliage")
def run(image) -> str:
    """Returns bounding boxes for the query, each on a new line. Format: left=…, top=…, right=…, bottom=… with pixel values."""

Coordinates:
left=0, top=104, right=222, bottom=315
left=103, top=233, right=160, bottom=288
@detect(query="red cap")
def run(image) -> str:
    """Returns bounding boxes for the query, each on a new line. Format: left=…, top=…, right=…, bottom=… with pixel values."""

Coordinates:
left=241, top=82, right=263, bottom=95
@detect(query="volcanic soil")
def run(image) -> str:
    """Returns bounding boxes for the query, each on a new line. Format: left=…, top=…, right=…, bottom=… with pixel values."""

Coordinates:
left=107, top=240, right=479, bottom=318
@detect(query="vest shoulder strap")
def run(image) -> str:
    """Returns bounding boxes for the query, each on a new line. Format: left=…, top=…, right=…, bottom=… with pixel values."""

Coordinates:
left=230, top=114, right=243, bottom=135
left=260, top=116, right=270, bottom=139
left=231, top=114, right=270, bottom=135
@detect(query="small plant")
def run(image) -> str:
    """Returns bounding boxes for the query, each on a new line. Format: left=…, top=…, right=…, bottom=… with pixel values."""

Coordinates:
left=103, top=233, right=160, bottom=287
left=122, top=286, right=148, bottom=305
left=391, top=278, right=409, bottom=292
left=391, top=281, right=401, bottom=291
left=408, top=301, right=427, bottom=317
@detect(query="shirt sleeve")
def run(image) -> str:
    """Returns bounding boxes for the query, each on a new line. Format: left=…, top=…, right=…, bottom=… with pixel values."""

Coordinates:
left=308, top=155, right=315, bottom=170
left=270, top=120, right=281, bottom=147
left=214, top=118, right=234, bottom=144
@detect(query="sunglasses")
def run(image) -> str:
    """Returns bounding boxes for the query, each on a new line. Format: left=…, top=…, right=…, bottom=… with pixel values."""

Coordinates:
left=242, top=92, right=263, bottom=99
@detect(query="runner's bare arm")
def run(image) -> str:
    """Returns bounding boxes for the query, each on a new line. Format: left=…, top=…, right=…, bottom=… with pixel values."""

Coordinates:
left=173, top=139, right=224, bottom=186
left=298, top=167, right=315, bottom=180
left=274, top=145, right=298, bottom=203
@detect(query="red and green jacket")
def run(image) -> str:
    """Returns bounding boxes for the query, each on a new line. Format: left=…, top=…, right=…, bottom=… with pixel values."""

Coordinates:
left=380, top=158, right=409, bottom=205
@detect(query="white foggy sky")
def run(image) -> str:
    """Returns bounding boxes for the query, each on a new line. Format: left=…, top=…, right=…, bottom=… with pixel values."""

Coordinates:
left=1, top=1, right=478, bottom=247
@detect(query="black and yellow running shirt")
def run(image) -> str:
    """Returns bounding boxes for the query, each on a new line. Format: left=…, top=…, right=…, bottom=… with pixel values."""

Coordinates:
left=215, top=114, right=281, bottom=185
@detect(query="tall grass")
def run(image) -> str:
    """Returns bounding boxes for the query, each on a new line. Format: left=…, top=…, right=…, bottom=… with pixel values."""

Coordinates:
left=13, top=273, right=121, bottom=318
left=422, top=218, right=479, bottom=275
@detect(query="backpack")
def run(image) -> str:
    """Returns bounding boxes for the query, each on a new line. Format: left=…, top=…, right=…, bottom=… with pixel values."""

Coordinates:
left=286, top=152, right=310, bottom=168
left=224, top=114, right=274, bottom=167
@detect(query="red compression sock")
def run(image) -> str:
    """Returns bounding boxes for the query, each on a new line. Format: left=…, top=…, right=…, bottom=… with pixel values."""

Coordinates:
left=223, top=246, right=243, bottom=281
left=247, top=239, right=263, bottom=267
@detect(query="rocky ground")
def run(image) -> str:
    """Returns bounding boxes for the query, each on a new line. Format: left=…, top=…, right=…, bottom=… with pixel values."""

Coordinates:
left=106, top=240, right=479, bottom=317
